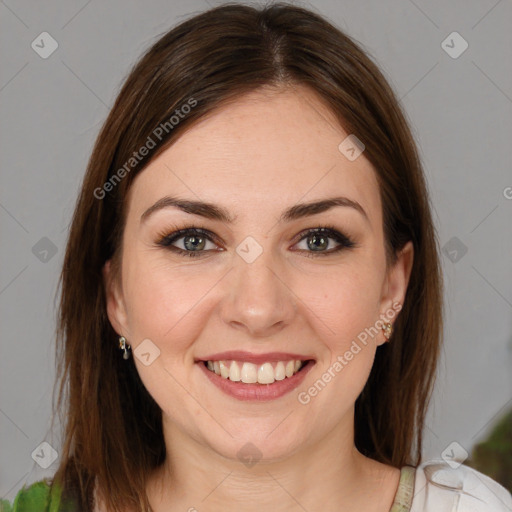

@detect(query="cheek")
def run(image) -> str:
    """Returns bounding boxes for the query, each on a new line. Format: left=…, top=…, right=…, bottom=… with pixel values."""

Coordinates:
left=120, top=257, right=217, bottom=421
left=291, top=262, right=383, bottom=402
left=294, top=301, right=379, bottom=422
left=121, top=254, right=215, bottom=355
left=295, top=262, right=383, bottom=345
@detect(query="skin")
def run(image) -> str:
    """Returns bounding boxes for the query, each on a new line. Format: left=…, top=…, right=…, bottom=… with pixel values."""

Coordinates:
left=103, top=84, right=414, bottom=512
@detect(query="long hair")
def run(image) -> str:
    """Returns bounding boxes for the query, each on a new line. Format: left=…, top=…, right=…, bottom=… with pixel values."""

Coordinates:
left=51, top=3, right=443, bottom=511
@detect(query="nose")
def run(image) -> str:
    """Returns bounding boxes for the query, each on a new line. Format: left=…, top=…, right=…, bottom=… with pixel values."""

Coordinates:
left=220, top=247, right=298, bottom=338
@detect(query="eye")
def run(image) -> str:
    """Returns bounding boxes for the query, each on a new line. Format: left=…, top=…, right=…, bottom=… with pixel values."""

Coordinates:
left=292, top=226, right=356, bottom=257
left=156, top=225, right=357, bottom=258
left=156, top=227, right=221, bottom=258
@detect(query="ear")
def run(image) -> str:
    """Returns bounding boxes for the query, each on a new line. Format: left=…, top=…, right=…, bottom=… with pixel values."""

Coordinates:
left=103, top=259, right=130, bottom=337
left=377, top=240, right=414, bottom=346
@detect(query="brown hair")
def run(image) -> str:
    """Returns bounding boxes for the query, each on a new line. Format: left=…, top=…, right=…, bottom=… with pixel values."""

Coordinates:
left=51, top=2, right=443, bottom=511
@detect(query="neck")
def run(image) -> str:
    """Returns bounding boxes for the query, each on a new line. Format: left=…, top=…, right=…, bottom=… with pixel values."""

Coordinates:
left=146, top=412, right=399, bottom=512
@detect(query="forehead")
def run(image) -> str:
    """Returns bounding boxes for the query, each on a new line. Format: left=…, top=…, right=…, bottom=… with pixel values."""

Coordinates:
left=126, top=85, right=381, bottom=228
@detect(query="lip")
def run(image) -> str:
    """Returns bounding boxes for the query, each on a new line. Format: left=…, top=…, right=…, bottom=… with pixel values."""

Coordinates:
left=197, top=359, right=315, bottom=401
left=195, top=351, right=315, bottom=365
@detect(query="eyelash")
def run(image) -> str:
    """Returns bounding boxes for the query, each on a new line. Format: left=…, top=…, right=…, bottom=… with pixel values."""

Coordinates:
left=155, top=224, right=357, bottom=259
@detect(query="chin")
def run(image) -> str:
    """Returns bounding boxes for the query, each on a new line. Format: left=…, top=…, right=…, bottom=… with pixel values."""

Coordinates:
left=201, top=423, right=308, bottom=466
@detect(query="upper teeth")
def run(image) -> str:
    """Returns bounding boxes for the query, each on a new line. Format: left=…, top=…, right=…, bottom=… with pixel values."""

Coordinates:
left=206, top=360, right=304, bottom=384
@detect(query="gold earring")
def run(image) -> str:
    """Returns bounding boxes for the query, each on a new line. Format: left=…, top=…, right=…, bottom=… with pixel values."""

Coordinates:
left=382, top=322, right=393, bottom=341
left=118, top=336, right=131, bottom=360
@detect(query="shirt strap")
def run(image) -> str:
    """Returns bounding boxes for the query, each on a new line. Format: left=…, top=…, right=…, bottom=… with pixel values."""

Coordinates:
left=389, top=465, right=416, bottom=512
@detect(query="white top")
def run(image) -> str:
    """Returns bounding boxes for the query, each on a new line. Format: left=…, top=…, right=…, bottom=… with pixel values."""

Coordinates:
left=396, top=459, right=512, bottom=511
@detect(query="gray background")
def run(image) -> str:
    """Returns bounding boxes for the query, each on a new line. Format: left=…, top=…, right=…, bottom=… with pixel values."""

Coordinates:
left=1, top=0, right=511, bottom=500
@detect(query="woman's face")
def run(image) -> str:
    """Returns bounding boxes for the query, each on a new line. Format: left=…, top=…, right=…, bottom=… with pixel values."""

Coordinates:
left=104, top=85, right=413, bottom=462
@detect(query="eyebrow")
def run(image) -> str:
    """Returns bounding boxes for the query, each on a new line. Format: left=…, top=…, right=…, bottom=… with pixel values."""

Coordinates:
left=140, top=195, right=369, bottom=225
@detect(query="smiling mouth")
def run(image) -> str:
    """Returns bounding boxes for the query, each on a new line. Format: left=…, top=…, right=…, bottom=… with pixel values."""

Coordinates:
left=201, top=358, right=314, bottom=385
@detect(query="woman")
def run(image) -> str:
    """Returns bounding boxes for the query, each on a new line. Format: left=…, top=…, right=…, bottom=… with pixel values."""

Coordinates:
left=3, top=2, right=511, bottom=511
